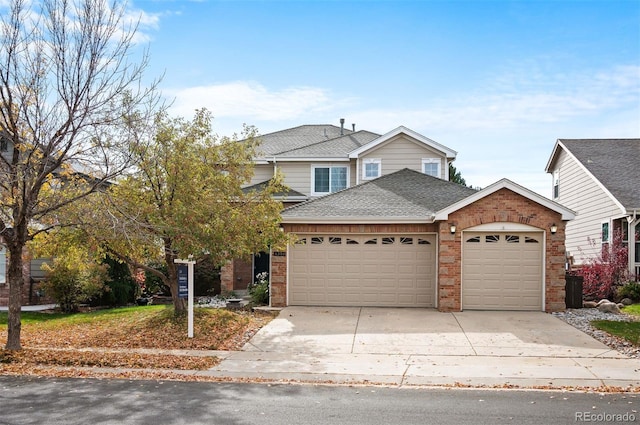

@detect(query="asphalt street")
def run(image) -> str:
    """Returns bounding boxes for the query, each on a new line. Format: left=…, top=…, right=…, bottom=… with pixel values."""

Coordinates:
left=0, top=376, right=637, bottom=425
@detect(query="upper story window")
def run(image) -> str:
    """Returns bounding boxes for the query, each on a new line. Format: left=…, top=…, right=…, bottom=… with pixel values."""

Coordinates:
left=422, top=158, right=441, bottom=178
left=362, top=158, right=381, bottom=180
left=553, top=170, right=560, bottom=199
left=313, top=165, right=348, bottom=195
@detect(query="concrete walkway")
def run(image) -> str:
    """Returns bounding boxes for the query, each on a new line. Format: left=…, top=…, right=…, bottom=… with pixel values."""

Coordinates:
left=200, top=307, right=640, bottom=389
left=0, top=304, right=56, bottom=312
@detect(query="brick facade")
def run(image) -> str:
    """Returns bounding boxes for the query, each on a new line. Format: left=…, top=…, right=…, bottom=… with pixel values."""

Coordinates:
left=220, top=257, right=253, bottom=293
left=274, top=188, right=568, bottom=312
left=437, top=188, right=566, bottom=313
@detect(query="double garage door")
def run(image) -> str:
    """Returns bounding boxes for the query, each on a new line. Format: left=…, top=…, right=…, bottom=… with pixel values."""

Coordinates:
left=463, top=232, right=543, bottom=310
left=287, top=231, right=544, bottom=310
left=289, top=234, right=436, bottom=307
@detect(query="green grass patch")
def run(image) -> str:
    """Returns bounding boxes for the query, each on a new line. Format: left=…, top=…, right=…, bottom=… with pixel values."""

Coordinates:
left=621, top=303, right=640, bottom=317
left=591, top=320, right=640, bottom=346
left=0, top=305, right=166, bottom=327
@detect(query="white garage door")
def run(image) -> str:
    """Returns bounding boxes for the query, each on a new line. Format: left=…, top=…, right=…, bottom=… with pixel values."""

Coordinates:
left=463, top=232, right=543, bottom=310
left=289, top=234, right=436, bottom=307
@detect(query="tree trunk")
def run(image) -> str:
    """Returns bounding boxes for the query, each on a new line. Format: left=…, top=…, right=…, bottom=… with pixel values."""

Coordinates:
left=165, top=252, right=186, bottom=314
left=5, top=243, right=24, bottom=350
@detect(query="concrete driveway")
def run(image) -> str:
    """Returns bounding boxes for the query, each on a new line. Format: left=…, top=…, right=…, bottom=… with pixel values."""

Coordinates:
left=207, top=307, right=640, bottom=389
left=243, top=307, right=622, bottom=358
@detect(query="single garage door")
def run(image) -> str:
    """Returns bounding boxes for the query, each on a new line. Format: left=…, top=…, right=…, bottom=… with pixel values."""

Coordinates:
left=289, top=234, right=436, bottom=307
left=463, top=232, right=543, bottom=310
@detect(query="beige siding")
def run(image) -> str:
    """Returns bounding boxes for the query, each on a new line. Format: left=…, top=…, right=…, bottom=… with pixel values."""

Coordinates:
left=277, top=162, right=311, bottom=195
left=554, top=149, right=622, bottom=264
left=247, top=164, right=275, bottom=186
left=360, top=135, right=446, bottom=179
left=278, top=161, right=355, bottom=197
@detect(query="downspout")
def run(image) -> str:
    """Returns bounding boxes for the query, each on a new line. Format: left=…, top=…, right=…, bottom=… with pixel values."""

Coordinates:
left=629, top=210, right=638, bottom=280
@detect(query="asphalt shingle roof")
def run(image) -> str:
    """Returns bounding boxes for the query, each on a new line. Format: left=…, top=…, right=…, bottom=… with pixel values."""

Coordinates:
left=242, top=179, right=307, bottom=199
left=275, top=131, right=381, bottom=158
left=281, top=168, right=478, bottom=220
left=560, top=139, right=640, bottom=209
left=256, top=125, right=360, bottom=157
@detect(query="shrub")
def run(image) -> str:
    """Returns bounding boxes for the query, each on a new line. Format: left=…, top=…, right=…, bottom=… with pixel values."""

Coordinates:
left=92, top=256, right=137, bottom=307
left=41, top=260, right=109, bottom=313
left=576, top=229, right=628, bottom=300
left=248, top=272, right=269, bottom=305
left=618, top=282, right=640, bottom=302
left=194, top=255, right=221, bottom=296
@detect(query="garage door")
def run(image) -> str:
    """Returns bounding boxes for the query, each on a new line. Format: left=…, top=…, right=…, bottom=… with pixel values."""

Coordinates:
left=289, top=234, right=436, bottom=307
left=463, top=232, right=543, bottom=310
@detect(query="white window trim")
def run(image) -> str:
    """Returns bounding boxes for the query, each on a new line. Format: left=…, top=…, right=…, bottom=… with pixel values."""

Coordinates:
left=422, top=158, right=441, bottom=178
left=362, top=158, right=381, bottom=180
left=601, top=220, right=611, bottom=244
left=311, top=164, right=350, bottom=196
left=553, top=170, right=560, bottom=199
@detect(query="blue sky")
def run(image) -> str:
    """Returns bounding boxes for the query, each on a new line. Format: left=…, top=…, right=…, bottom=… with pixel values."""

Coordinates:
left=132, top=0, right=638, bottom=196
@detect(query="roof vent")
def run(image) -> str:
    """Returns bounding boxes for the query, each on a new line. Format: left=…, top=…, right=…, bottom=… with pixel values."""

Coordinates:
left=340, top=118, right=345, bottom=135
left=352, top=123, right=356, bottom=132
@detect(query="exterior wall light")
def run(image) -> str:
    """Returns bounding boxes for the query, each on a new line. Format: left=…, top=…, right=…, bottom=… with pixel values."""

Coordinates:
left=449, top=224, right=456, bottom=234
left=550, top=224, right=558, bottom=234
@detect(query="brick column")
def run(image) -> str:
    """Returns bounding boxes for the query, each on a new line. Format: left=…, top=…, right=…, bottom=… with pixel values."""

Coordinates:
left=270, top=251, right=287, bottom=307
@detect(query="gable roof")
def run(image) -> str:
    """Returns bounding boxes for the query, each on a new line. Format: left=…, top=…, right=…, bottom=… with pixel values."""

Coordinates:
left=545, top=139, right=640, bottom=211
left=433, top=178, right=576, bottom=221
left=349, top=126, right=457, bottom=159
left=280, top=168, right=477, bottom=223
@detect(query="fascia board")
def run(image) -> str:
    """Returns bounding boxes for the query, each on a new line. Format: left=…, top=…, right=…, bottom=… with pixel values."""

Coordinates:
left=434, top=178, right=576, bottom=221
left=544, top=140, right=562, bottom=173
left=280, top=217, right=434, bottom=224
left=268, top=157, right=350, bottom=162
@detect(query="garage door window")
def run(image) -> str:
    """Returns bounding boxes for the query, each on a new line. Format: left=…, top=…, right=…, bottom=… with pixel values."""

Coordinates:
left=486, top=235, right=500, bottom=243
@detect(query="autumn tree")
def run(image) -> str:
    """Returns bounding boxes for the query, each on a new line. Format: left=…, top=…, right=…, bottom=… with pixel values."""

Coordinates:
left=0, top=0, right=161, bottom=350
left=89, top=109, right=286, bottom=314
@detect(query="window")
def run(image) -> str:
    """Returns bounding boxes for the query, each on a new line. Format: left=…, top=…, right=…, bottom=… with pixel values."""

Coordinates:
left=506, top=235, right=520, bottom=243
left=553, top=170, right=560, bottom=199
left=362, top=158, right=381, bottom=180
left=422, top=158, right=441, bottom=178
left=313, top=166, right=348, bottom=195
left=524, top=236, right=539, bottom=244
left=381, top=237, right=395, bottom=245
left=601, top=221, right=610, bottom=256
left=485, top=235, right=500, bottom=243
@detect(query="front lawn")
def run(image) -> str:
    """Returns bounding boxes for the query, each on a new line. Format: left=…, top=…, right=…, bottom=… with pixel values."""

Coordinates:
left=0, top=305, right=274, bottom=376
left=591, top=304, right=640, bottom=347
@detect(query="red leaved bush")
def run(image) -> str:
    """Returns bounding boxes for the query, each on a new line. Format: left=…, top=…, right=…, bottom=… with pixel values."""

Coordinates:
left=575, top=229, right=628, bottom=300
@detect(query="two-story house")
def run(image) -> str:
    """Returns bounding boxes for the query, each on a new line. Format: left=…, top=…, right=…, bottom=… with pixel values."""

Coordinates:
left=545, top=139, right=640, bottom=280
left=222, top=121, right=575, bottom=312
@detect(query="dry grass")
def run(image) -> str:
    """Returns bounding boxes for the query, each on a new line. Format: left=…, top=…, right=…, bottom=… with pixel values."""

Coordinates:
left=0, top=305, right=275, bottom=376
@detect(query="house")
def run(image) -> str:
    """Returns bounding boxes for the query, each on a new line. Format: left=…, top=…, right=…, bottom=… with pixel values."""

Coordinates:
left=221, top=121, right=457, bottom=292
left=222, top=122, right=575, bottom=312
left=545, top=139, right=640, bottom=279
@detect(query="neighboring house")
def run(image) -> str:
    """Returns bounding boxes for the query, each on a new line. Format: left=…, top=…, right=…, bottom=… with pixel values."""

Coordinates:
left=223, top=122, right=575, bottom=312
left=545, top=139, right=640, bottom=280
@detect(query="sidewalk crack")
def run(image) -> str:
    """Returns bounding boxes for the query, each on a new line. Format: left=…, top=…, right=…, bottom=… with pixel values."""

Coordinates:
left=350, top=307, right=362, bottom=354
left=452, top=313, right=477, bottom=356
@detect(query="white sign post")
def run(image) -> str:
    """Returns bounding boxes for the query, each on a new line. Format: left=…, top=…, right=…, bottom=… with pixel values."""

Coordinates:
left=174, top=258, right=196, bottom=338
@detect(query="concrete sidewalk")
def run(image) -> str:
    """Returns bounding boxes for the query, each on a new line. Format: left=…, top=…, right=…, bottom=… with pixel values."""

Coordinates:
left=200, top=307, right=640, bottom=389
left=0, top=304, right=56, bottom=312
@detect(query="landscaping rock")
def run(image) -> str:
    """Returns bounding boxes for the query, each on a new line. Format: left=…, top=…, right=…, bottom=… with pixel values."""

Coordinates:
left=596, top=299, right=612, bottom=307
left=583, top=301, right=598, bottom=308
left=597, top=302, right=621, bottom=314
left=620, top=298, right=633, bottom=306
